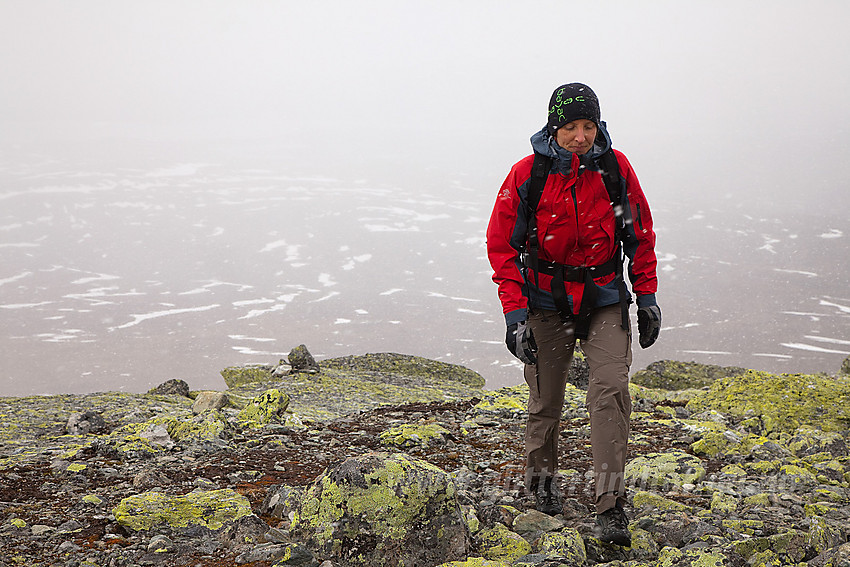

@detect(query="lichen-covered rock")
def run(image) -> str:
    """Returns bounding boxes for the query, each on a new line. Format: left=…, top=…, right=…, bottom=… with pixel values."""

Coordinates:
left=478, top=523, right=532, bottom=563
left=806, top=515, right=845, bottom=555
left=686, top=370, right=850, bottom=434
left=625, top=450, right=706, bottom=490
left=237, top=389, right=290, bottom=428
left=632, top=490, right=691, bottom=512
left=810, top=541, right=850, bottom=567
left=220, top=365, right=273, bottom=389
left=379, top=422, right=451, bottom=449
left=730, top=530, right=808, bottom=563
left=536, top=528, right=586, bottom=563
left=656, top=546, right=732, bottom=566
left=783, top=426, right=848, bottom=457
left=112, top=488, right=251, bottom=532
left=632, top=360, right=747, bottom=390
left=290, top=452, right=469, bottom=567
left=435, top=559, right=510, bottom=567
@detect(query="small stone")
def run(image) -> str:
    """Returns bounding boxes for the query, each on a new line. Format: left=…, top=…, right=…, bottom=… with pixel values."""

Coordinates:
left=57, top=519, right=84, bottom=533
left=10, top=518, right=26, bottom=528
left=31, top=524, right=54, bottom=536
left=147, top=534, right=175, bottom=553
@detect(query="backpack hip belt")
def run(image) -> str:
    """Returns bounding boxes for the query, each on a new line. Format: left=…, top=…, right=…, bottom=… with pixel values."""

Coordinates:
left=522, top=251, right=625, bottom=340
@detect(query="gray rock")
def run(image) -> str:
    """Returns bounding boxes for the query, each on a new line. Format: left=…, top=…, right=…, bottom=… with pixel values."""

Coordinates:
left=147, top=534, right=175, bottom=553
left=148, top=378, right=191, bottom=397
left=192, top=391, right=229, bottom=414
left=66, top=410, right=108, bottom=435
left=288, top=344, right=319, bottom=373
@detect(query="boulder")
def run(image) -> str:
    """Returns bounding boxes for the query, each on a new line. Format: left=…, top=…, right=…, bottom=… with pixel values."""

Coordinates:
left=192, top=391, right=229, bottom=414
left=148, top=378, right=191, bottom=397
left=289, top=344, right=320, bottom=373
left=65, top=410, right=108, bottom=435
left=379, top=422, right=451, bottom=449
left=289, top=452, right=469, bottom=567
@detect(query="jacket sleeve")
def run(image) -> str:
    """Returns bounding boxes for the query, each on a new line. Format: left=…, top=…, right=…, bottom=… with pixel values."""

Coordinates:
left=614, top=149, right=658, bottom=306
left=486, top=160, right=532, bottom=325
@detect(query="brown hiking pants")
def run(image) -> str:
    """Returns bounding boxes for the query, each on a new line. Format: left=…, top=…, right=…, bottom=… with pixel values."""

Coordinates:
left=523, top=304, right=632, bottom=513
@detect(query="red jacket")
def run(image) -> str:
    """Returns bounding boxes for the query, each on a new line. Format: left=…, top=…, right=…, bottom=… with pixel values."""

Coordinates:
left=486, top=129, right=657, bottom=325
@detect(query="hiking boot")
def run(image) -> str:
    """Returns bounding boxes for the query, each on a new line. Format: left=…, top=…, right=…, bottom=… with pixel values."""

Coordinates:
left=594, top=505, right=631, bottom=546
left=531, top=477, right=563, bottom=516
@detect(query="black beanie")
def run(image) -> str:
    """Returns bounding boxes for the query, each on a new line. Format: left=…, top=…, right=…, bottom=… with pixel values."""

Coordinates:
left=547, top=83, right=600, bottom=135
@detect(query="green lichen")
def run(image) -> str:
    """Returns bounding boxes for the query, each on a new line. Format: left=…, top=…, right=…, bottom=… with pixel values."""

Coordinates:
left=112, top=489, right=251, bottom=532
left=478, top=523, right=532, bottom=563
left=379, top=423, right=451, bottom=448
left=82, top=494, right=103, bottom=505
left=686, top=370, right=850, bottom=434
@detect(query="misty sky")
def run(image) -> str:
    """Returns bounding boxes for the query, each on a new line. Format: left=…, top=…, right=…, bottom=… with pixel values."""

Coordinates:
left=3, top=0, right=849, bottom=214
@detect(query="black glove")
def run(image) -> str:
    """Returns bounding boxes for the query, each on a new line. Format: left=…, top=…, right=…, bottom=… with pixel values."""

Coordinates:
left=637, top=305, right=662, bottom=349
left=506, top=320, right=537, bottom=364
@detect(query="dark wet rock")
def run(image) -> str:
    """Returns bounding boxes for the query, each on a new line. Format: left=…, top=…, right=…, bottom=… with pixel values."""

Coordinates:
left=288, top=344, right=320, bottom=373
left=148, top=378, right=191, bottom=397
left=65, top=409, right=109, bottom=435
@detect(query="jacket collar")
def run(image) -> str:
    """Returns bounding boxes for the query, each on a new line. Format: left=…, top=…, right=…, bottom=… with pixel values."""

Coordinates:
left=530, top=122, right=613, bottom=176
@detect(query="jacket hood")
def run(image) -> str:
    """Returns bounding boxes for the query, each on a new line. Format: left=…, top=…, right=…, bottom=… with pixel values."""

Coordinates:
left=530, top=121, right=613, bottom=175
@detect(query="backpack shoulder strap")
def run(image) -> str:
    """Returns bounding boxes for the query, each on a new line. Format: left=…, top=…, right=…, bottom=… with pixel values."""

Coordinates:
left=524, top=152, right=552, bottom=293
left=597, top=148, right=622, bottom=213
left=527, top=152, right=552, bottom=214
left=596, top=148, right=630, bottom=331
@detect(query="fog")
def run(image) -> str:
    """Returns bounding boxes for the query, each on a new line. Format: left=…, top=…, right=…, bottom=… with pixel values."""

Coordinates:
left=2, top=1, right=849, bottom=395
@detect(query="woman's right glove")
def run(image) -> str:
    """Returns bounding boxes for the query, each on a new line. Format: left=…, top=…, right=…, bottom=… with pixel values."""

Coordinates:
left=506, top=320, right=537, bottom=364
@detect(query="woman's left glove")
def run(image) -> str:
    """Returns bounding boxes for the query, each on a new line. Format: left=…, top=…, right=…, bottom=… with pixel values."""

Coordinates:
left=506, top=320, right=537, bottom=364
left=637, top=305, right=662, bottom=348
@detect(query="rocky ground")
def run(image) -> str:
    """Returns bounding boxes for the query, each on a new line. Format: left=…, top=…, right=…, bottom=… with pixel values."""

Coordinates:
left=1, top=348, right=849, bottom=567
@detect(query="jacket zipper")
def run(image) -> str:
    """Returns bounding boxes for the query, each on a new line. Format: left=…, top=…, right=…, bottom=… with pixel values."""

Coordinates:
left=636, top=203, right=644, bottom=231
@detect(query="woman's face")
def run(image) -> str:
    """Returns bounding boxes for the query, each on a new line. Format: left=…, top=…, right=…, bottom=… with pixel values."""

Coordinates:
left=555, top=119, right=597, bottom=155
